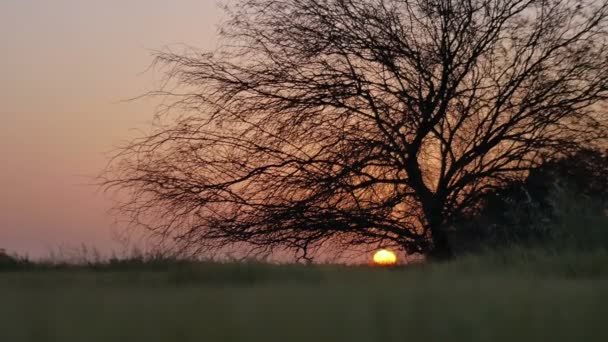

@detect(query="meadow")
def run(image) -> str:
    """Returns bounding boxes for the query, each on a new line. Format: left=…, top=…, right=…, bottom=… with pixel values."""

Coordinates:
left=2, top=196, right=606, bottom=342
left=1, top=246, right=608, bottom=342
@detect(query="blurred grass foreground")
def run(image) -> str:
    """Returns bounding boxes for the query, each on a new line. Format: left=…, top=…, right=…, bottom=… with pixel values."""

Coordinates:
left=1, top=188, right=607, bottom=341
left=1, top=249, right=608, bottom=341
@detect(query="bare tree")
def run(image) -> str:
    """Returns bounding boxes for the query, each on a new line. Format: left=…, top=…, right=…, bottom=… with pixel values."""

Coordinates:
left=104, top=0, right=608, bottom=260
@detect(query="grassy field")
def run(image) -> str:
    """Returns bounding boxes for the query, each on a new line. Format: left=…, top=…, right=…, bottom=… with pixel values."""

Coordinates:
left=1, top=248, right=608, bottom=342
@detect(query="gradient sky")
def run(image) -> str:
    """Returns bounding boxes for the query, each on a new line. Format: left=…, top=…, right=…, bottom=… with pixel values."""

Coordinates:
left=0, top=1, right=222, bottom=257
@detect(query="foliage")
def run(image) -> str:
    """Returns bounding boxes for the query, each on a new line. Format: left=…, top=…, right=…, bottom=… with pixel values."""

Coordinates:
left=451, top=149, right=608, bottom=253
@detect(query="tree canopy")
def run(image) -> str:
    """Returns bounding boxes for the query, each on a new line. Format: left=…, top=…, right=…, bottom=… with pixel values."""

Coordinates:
left=105, top=0, right=608, bottom=260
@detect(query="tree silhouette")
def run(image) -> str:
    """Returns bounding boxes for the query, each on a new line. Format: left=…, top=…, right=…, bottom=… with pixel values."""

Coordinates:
left=105, top=0, right=608, bottom=260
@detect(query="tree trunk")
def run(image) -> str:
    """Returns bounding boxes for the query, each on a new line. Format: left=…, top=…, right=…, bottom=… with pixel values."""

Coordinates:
left=428, top=225, right=453, bottom=261
left=422, top=198, right=454, bottom=261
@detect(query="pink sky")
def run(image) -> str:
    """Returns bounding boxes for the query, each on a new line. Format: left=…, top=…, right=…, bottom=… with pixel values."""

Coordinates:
left=0, top=1, right=221, bottom=257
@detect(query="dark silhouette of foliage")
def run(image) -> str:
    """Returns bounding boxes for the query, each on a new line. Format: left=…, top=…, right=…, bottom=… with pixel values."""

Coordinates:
left=451, top=149, right=608, bottom=252
left=104, top=0, right=608, bottom=260
left=528, top=149, right=608, bottom=202
left=0, top=249, right=32, bottom=271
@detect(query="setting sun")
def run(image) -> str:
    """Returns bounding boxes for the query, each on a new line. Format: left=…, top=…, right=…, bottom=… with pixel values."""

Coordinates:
left=373, top=249, right=397, bottom=266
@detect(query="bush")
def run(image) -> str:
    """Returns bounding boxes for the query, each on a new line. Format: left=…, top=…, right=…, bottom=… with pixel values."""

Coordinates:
left=0, top=249, right=32, bottom=271
left=451, top=149, right=608, bottom=254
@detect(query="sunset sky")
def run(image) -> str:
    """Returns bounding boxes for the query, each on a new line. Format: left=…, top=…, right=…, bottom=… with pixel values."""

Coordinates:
left=1, top=1, right=222, bottom=257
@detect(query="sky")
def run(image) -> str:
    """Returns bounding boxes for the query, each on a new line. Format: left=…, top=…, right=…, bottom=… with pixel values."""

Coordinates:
left=0, top=1, right=222, bottom=257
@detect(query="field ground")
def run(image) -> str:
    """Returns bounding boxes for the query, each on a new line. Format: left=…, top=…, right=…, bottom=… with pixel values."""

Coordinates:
left=1, top=249, right=608, bottom=342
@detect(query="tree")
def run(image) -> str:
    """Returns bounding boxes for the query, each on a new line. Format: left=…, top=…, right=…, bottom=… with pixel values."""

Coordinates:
left=104, top=0, right=608, bottom=260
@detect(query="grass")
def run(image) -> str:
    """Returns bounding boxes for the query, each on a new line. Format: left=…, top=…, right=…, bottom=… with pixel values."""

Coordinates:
left=1, top=202, right=606, bottom=342
left=1, top=249, right=608, bottom=342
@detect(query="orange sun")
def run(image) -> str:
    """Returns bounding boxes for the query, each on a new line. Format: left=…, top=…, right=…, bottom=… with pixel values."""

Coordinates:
left=373, top=249, right=397, bottom=266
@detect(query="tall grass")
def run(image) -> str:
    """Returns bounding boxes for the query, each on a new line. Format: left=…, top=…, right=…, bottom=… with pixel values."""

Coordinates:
left=1, top=189, right=606, bottom=341
left=1, top=259, right=607, bottom=342
left=1, top=242, right=608, bottom=342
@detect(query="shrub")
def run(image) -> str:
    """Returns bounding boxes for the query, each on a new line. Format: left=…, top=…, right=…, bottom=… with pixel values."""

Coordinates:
left=0, top=249, right=32, bottom=271
left=451, top=149, right=608, bottom=254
